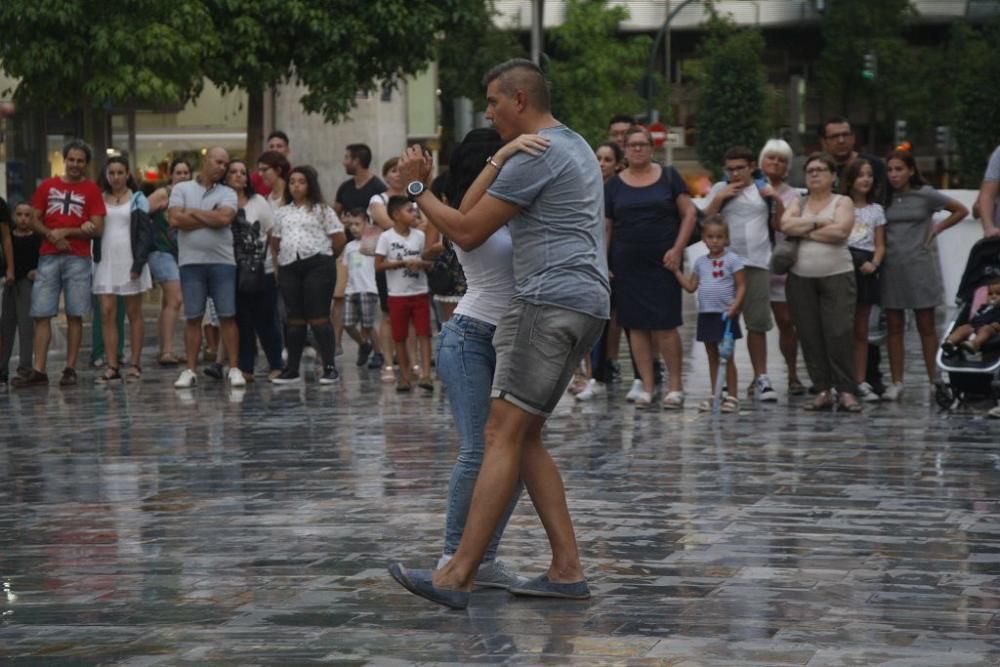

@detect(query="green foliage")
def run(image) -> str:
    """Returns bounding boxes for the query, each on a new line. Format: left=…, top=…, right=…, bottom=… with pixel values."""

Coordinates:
left=545, top=0, right=655, bottom=146
left=948, top=21, right=1000, bottom=184
left=0, top=0, right=210, bottom=110
left=203, top=0, right=492, bottom=123
left=438, top=1, right=526, bottom=107
left=692, top=18, right=768, bottom=179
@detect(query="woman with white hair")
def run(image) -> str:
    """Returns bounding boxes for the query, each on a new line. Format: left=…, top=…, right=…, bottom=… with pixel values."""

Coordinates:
left=759, top=138, right=806, bottom=395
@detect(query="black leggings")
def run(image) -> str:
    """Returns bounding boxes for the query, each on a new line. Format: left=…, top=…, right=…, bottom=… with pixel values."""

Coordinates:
left=279, top=254, right=336, bottom=321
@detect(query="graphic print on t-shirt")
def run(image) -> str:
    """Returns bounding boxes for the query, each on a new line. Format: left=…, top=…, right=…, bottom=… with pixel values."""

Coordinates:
left=46, top=189, right=85, bottom=218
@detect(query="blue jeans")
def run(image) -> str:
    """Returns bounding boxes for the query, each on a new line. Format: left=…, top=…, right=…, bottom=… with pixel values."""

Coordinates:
left=179, top=263, right=237, bottom=319
left=435, top=314, right=523, bottom=561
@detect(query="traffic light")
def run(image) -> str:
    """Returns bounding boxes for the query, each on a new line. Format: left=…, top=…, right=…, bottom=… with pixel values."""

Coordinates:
left=935, top=125, right=950, bottom=152
left=894, top=119, right=908, bottom=148
left=862, top=53, right=878, bottom=81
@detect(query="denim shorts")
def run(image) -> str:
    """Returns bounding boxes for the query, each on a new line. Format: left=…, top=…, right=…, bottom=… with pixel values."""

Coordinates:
left=491, top=301, right=605, bottom=417
left=180, top=263, right=237, bottom=320
left=148, top=251, right=180, bottom=284
left=30, top=255, right=93, bottom=318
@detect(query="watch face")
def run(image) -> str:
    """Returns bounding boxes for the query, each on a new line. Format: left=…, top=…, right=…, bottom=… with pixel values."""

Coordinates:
left=407, top=181, right=424, bottom=197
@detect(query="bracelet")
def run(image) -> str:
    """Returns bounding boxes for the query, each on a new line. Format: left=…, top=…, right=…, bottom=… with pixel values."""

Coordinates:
left=486, top=155, right=502, bottom=172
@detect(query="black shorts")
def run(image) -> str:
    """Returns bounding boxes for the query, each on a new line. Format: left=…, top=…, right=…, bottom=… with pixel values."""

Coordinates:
left=696, top=312, right=743, bottom=343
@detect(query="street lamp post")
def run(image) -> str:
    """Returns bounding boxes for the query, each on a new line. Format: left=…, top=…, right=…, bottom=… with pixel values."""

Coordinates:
left=644, top=0, right=701, bottom=121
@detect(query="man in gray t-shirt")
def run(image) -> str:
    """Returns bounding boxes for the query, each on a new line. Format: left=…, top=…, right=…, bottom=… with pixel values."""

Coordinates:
left=389, top=59, right=608, bottom=609
left=977, top=145, right=1000, bottom=238
left=167, top=146, right=244, bottom=388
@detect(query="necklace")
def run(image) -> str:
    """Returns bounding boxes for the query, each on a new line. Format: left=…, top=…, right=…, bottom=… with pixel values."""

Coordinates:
left=107, top=190, right=129, bottom=205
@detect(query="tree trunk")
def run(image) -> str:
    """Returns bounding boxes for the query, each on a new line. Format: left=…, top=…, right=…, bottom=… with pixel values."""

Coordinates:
left=80, top=106, right=111, bottom=180
left=246, top=87, right=265, bottom=161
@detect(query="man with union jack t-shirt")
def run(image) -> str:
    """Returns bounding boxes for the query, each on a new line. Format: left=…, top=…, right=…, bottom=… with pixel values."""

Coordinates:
left=12, top=139, right=105, bottom=389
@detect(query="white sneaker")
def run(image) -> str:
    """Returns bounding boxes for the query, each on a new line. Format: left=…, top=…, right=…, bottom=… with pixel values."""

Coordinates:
left=174, top=368, right=197, bottom=388
left=858, top=382, right=881, bottom=403
left=988, top=405, right=1000, bottom=419
left=228, top=367, right=246, bottom=387
left=883, top=382, right=904, bottom=401
left=625, top=379, right=644, bottom=402
left=576, top=379, right=605, bottom=401
left=755, top=375, right=778, bottom=402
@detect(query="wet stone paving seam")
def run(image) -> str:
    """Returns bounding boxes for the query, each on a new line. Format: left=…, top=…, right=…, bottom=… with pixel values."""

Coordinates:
left=1, top=324, right=999, bottom=665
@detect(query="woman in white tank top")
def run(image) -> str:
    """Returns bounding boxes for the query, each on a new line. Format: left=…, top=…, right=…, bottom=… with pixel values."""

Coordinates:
left=780, top=152, right=860, bottom=412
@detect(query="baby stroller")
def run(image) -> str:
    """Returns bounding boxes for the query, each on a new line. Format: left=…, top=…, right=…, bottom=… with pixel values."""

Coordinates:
left=935, top=236, right=1000, bottom=409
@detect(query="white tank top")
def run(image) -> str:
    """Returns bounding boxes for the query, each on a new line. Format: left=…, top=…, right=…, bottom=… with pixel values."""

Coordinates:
left=453, top=226, right=515, bottom=326
left=792, top=194, right=853, bottom=278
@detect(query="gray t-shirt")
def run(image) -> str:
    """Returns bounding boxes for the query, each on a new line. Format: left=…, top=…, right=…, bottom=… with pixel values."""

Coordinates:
left=168, top=179, right=238, bottom=266
left=487, top=125, right=610, bottom=319
left=985, top=145, right=1000, bottom=226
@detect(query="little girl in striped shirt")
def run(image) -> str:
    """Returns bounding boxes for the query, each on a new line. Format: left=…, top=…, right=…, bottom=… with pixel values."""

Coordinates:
left=674, top=215, right=747, bottom=412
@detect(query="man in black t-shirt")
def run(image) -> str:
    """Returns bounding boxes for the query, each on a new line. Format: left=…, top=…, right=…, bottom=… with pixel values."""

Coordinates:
left=819, top=116, right=890, bottom=206
left=335, top=143, right=387, bottom=219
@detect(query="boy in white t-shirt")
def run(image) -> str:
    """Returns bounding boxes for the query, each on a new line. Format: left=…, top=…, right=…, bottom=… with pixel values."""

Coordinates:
left=341, top=210, right=382, bottom=368
left=374, top=195, right=432, bottom=391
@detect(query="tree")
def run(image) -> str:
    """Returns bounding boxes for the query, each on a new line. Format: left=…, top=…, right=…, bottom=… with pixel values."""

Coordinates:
left=545, top=0, right=655, bottom=146
left=203, top=0, right=493, bottom=158
left=692, top=18, right=768, bottom=179
left=948, top=21, right=1000, bottom=185
left=0, top=0, right=210, bottom=155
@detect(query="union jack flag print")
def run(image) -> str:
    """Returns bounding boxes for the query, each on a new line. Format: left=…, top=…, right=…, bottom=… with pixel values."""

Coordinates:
left=46, top=188, right=85, bottom=218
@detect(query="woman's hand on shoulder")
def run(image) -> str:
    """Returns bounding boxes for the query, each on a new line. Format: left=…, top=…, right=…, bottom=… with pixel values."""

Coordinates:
left=494, top=134, right=550, bottom=167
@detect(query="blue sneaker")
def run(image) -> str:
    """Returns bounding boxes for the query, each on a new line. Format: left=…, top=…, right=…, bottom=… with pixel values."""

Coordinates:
left=387, top=563, right=469, bottom=610
left=508, top=574, right=591, bottom=599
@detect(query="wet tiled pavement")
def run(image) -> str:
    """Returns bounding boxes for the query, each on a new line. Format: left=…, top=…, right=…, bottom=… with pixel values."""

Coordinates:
left=1, top=313, right=999, bottom=665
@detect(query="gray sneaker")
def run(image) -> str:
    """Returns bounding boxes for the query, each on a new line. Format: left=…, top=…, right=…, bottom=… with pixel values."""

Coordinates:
left=473, top=559, right=523, bottom=590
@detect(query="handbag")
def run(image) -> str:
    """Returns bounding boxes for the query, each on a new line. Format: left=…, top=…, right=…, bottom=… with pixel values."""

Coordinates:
left=426, top=238, right=467, bottom=297
left=769, top=236, right=799, bottom=275
left=232, top=210, right=266, bottom=294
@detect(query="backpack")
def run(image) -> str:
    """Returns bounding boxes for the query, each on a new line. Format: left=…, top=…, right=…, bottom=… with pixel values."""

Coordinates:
left=232, top=209, right=267, bottom=294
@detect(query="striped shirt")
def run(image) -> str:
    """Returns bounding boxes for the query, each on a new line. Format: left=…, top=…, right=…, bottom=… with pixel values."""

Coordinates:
left=694, top=250, right=745, bottom=313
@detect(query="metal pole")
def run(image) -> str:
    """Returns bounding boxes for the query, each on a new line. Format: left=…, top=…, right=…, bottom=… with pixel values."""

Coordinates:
left=530, top=0, right=544, bottom=66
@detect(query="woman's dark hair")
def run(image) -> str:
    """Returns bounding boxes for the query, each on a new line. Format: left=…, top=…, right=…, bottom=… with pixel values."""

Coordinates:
left=841, top=158, right=877, bottom=204
left=225, top=159, right=257, bottom=199
left=885, top=149, right=926, bottom=190
left=443, top=129, right=504, bottom=209
left=98, top=156, right=139, bottom=193
left=169, top=157, right=192, bottom=179
left=257, top=150, right=292, bottom=183
left=287, top=165, right=325, bottom=209
left=803, top=151, right=837, bottom=176
left=596, top=141, right=624, bottom=165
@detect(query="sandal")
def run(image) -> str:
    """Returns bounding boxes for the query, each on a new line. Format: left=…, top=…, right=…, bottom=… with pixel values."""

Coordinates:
left=788, top=378, right=806, bottom=396
left=721, top=395, right=740, bottom=413
left=661, top=390, right=685, bottom=410
left=698, top=399, right=713, bottom=412
left=96, top=367, right=121, bottom=385
left=838, top=392, right=862, bottom=413
left=634, top=391, right=653, bottom=409
left=803, top=390, right=834, bottom=411
left=125, top=365, right=142, bottom=382
left=158, top=353, right=180, bottom=367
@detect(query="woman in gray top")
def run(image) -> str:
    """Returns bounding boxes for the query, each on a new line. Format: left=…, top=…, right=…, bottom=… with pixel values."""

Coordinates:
left=881, top=150, right=968, bottom=401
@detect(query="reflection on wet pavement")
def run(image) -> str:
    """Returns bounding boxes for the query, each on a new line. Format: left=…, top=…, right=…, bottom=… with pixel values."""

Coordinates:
left=1, top=330, right=998, bottom=665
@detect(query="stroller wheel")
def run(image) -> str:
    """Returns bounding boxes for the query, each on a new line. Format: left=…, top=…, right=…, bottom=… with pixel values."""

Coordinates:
left=935, top=382, right=955, bottom=410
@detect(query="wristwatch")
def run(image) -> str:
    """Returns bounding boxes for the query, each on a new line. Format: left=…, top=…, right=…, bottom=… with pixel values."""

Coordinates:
left=406, top=180, right=426, bottom=202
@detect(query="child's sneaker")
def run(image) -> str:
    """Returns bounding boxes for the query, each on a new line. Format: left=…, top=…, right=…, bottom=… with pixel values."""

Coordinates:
left=754, top=375, right=778, bottom=402
left=319, top=366, right=340, bottom=385
left=882, top=381, right=904, bottom=401
left=625, top=379, right=644, bottom=402
left=858, top=382, right=880, bottom=403
left=575, top=379, right=605, bottom=401
left=356, top=342, right=373, bottom=367
left=368, top=351, right=384, bottom=370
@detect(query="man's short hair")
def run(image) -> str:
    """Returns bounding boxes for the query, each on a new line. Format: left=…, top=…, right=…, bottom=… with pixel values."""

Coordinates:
left=819, top=116, right=851, bottom=139
left=386, top=195, right=411, bottom=220
left=482, top=58, right=551, bottom=112
left=608, top=114, right=634, bottom=128
left=267, top=130, right=290, bottom=146
left=62, top=138, right=93, bottom=163
left=723, top=146, right=755, bottom=164
left=346, top=143, right=373, bottom=169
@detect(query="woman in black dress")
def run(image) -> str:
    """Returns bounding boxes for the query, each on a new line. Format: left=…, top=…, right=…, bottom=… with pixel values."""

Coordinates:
left=605, top=126, right=697, bottom=408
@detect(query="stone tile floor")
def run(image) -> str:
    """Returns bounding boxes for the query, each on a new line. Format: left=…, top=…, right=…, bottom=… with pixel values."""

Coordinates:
left=1, top=325, right=999, bottom=665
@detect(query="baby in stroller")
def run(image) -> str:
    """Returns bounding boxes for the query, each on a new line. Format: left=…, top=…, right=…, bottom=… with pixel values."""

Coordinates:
left=941, top=278, right=1000, bottom=359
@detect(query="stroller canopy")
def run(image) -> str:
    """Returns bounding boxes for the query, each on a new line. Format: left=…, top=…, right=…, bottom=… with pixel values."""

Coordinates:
left=954, top=236, right=1000, bottom=304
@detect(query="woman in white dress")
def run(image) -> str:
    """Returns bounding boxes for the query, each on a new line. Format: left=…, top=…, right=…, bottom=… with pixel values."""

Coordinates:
left=93, top=156, right=153, bottom=383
